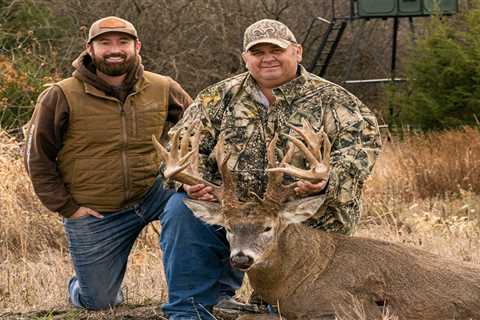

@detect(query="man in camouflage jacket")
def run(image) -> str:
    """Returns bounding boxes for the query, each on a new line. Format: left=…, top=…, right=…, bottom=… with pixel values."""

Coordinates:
left=172, top=19, right=381, bottom=235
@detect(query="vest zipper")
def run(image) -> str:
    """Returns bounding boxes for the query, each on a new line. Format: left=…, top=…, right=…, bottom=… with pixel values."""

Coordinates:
left=119, top=103, right=131, bottom=203
left=131, top=107, right=137, bottom=137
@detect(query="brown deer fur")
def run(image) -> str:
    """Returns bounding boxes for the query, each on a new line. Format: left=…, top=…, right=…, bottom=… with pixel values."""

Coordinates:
left=183, top=194, right=480, bottom=320
left=152, top=123, right=480, bottom=320
left=246, top=222, right=480, bottom=319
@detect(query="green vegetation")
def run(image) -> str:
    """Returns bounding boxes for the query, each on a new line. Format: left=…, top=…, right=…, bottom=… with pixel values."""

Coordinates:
left=0, top=0, right=70, bottom=132
left=395, top=7, right=480, bottom=130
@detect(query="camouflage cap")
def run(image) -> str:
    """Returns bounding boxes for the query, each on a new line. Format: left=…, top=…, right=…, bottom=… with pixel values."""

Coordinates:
left=88, top=16, right=138, bottom=43
left=243, top=19, right=297, bottom=52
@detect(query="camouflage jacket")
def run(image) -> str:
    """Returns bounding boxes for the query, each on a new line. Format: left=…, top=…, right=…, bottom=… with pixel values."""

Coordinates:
left=170, top=66, right=381, bottom=234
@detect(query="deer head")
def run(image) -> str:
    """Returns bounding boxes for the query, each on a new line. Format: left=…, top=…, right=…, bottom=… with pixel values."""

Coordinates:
left=152, top=119, right=331, bottom=271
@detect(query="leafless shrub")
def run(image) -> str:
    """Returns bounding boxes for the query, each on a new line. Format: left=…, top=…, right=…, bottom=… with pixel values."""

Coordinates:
left=35, top=0, right=404, bottom=104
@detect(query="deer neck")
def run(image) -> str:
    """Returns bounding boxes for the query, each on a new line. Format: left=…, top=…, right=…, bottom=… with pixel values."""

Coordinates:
left=247, top=223, right=337, bottom=299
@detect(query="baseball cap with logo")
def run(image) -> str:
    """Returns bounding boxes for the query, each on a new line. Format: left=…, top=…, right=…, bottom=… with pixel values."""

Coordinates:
left=243, top=19, right=297, bottom=52
left=87, top=16, right=138, bottom=43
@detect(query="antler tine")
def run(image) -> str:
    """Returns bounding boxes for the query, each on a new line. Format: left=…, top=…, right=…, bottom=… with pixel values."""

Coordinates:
left=214, top=134, right=239, bottom=204
left=266, top=133, right=282, bottom=186
left=288, top=119, right=331, bottom=162
left=152, top=123, right=218, bottom=189
left=321, top=129, right=332, bottom=164
left=179, top=122, right=195, bottom=159
left=152, top=130, right=190, bottom=176
left=190, top=122, right=202, bottom=177
left=267, top=120, right=331, bottom=184
left=286, top=121, right=321, bottom=166
left=264, top=134, right=296, bottom=204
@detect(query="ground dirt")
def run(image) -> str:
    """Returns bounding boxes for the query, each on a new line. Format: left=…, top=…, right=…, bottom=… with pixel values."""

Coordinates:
left=0, top=303, right=260, bottom=320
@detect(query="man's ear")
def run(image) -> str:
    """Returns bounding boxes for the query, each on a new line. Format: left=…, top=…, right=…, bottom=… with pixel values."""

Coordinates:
left=241, top=51, right=249, bottom=69
left=295, top=44, right=303, bottom=64
left=183, top=198, right=224, bottom=225
left=135, top=40, right=141, bottom=54
left=278, top=195, right=326, bottom=224
left=86, top=43, right=93, bottom=56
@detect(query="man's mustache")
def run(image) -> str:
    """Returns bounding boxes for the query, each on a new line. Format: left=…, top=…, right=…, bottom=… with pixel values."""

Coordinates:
left=103, top=53, right=128, bottom=59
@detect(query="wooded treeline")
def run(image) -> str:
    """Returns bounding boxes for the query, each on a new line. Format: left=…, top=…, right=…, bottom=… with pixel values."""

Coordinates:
left=1, top=0, right=479, bottom=131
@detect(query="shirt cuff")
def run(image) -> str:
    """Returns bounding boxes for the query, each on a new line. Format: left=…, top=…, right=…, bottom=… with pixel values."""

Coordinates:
left=58, top=200, right=80, bottom=218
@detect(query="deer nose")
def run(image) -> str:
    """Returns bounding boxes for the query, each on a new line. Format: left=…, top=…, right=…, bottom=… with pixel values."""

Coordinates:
left=230, top=252, right=254, bottom=270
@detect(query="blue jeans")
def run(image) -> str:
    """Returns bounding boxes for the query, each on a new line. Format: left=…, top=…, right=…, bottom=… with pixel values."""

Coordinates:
left=64, top=178, right=243, bottom=319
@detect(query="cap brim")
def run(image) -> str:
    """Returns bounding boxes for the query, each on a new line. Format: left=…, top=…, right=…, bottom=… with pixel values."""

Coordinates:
left=88, top=29, right=137, bottom=43
left=244, top=38, right=290, bottom=52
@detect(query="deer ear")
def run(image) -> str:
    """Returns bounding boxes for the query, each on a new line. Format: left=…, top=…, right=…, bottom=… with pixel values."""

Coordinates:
left=278, top=195, right=327, bottom=224
left=183, top=198, right=224, bottom=225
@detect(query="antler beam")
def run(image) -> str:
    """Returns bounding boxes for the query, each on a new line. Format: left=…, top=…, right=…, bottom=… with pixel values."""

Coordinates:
left=152, top=122, right=241, bottom=206
left=152, top=122, right=218, bottom=189
left=264, top=119, right=331, bottom=203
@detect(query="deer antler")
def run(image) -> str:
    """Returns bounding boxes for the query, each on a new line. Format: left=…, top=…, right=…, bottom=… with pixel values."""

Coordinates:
left=152, top=121, right=216, bottom=188
left=152, top=122, right=241, bottom=206
left=264, top=119, right=331, bottom=204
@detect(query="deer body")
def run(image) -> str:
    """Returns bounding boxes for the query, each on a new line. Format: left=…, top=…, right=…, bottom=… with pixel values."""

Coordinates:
left=153, top=121, right=480, bottom=320
left=247, top=223, right=480, bottom=320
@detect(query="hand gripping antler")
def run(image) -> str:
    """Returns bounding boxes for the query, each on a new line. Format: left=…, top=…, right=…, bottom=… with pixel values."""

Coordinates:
left=265, top=119, right=331, bottom=203
left=152, top=121, right=240, bottom=206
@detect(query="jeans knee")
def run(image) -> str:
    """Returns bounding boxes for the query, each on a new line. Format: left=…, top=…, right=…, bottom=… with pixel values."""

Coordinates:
left=69, top=277, right=123, bottom=310
left=162, top=193, right=204, bottom=231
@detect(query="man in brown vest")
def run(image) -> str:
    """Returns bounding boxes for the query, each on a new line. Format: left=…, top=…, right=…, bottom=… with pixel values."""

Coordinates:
left=24, top=16, right=243, bottom=319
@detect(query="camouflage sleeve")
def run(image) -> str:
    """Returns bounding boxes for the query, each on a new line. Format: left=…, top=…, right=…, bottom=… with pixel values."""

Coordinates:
left=166, top=87, right=225, bottom=188
left=309, top=86, right=382, bottom=235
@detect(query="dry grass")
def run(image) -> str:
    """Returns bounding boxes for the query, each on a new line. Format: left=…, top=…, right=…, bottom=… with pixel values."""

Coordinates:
left=361, top=126, right=480, bottom=265
left=365, top=127, right=480, bottom=202
left=1, top=127, right=480, bottom=319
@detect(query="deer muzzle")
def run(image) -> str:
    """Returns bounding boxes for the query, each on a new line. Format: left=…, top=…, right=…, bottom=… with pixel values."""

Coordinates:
left=230, top=252, right=254, bottom=270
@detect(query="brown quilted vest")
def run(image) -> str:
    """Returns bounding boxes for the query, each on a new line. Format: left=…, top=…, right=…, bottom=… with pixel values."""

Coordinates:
left=56, top=71, right=168, bottom=212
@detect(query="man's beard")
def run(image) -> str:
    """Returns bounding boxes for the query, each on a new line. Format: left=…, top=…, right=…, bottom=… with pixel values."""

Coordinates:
left=92, top=51, right=137, bottom=76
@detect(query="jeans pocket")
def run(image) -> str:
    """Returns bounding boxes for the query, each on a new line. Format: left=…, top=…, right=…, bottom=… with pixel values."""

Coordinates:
left=64, top=215, right=91, bottom=222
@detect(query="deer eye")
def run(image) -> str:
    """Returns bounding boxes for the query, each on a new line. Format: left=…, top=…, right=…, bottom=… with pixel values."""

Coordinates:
left=263, top=226, right=272, bottom=233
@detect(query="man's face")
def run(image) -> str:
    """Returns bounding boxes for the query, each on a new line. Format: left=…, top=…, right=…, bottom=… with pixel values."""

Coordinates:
left=87, top=32, right=141, bottom=76
left=242, top=43, right=302, bottom=89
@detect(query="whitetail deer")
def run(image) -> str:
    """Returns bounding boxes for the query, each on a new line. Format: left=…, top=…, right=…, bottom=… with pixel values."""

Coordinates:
left=152, top=121, right=480, bottom=320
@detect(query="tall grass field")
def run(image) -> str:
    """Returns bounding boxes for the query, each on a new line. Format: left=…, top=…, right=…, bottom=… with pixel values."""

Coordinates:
left=1, top=127, right=479, bottom=319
